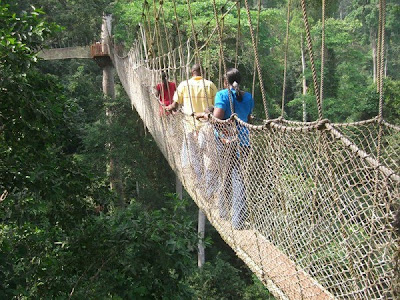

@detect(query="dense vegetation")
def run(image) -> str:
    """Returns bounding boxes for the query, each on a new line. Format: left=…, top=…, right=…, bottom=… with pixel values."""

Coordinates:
left=1, top=0, right=398, bottom=299
left=0, top=1, right=274, bottom=298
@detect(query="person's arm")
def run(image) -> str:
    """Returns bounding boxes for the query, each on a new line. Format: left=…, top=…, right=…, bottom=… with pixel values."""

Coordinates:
left=194, top=106, right=214, bottom=120
left=213, top=91, right=226, bottom=120
left=213, top=107, right=225, bottom=120
left=166, top=85, right=181, bottom=111
left=166, top=101, right=178, bottom=111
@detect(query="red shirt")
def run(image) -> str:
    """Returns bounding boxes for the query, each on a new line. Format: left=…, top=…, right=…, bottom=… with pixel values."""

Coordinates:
left=156, top=82, right=176, bottom=106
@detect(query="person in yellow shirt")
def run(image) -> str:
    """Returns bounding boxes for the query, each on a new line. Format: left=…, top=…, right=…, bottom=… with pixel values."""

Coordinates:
left=166, top=64, right=217, bottom=185
left=167, top=64, right=217, bottom=127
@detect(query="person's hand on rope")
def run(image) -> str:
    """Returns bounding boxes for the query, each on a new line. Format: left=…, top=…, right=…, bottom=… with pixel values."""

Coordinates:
left=248, top=114, right=254, bottom=124
left=220, top=137, right=237, bottom=145
left=194, top=112, right=211, bottom=122
left=217, top=128, right=237, bottom=145
left=165, top=101, right=178, bottom=112
left=193, top=106, right=214, bottom=121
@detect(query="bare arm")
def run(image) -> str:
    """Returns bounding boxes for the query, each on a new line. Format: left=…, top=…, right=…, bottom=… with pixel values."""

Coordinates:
left=213, top=107, right=225, bottom=120
left=166, top=101, right=179, bottom=111
left=194, top=106, right=214, bottom=120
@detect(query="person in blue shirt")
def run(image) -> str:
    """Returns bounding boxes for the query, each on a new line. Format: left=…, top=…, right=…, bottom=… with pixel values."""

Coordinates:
left=213, top=68, right=254, bottom=230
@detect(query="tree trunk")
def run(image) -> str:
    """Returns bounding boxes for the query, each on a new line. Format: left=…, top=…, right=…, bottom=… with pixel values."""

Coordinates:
left=384, top=45, right=388, bottom=78
left=371, top=29, right=377, bottom=83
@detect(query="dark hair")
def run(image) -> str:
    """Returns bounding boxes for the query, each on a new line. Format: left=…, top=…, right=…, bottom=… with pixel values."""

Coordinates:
left=161, top=71, right=168, bottom=91
left=191, top=64, right=202, bottom=76
left=225, top=68, right=243, bottom=101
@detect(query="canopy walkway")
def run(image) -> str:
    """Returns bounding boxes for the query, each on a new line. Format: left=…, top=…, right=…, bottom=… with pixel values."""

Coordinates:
left=97, top=0, right=398, bottom=298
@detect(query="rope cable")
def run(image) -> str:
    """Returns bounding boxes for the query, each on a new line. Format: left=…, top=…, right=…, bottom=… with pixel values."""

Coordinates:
left=281, top=0, right=292, bottom=117
left=211, top=0, right=235, bottom=115
left=186, top=0, right=213, bottom=108
left=378, top=0, right=386, bottom=119
left=251, top=0, right=261, bottom=100
left=235, top=1, right=241, bottom=69
left=300, top=0, right=323, bottom=120
left=244, top=0, right=269, bottom=119
left=320, top=0, right=326, bottom=109
left=376, top=0, right=382, bottom=92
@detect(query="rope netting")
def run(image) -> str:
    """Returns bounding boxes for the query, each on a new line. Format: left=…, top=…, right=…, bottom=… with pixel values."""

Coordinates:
left=102, top=0, right=399, bottom=298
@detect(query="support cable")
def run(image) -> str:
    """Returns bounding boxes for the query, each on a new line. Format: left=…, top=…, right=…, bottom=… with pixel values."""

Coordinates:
left=211, top=0, right=235, bottom=114
left=320, top=0, right=325, bottom=111
left=186, top=0, right=214, bottom=108
left=300, top=0, right=322, bottom=120
left=235, top=1, right=241, bottom=69
left=378, top=0, right=386, bottom=119
left=281, top=0, right=291, bottom=117
left=244, top=0, right=269, bottom=119
left=251, top=0, right=261, bottom=100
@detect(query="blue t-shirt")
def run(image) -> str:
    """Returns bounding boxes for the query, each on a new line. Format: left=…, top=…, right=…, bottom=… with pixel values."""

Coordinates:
left=214, top=89, right=254, bottom=122
left=214, top=89, right=254, bottom=146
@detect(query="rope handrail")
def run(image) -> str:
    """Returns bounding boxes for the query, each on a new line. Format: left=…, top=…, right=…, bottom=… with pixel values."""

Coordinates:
left=327, top=123, right=400, bottom=182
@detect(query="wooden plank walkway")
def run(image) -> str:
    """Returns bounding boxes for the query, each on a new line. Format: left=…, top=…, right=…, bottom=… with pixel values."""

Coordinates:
left=204, top=207, right=336, bottom=300
left=38, top=46, right=91, bottom=60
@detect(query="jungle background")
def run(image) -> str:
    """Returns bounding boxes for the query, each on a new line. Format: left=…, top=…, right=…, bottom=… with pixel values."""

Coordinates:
left=0, top=0, right=399, bottom=299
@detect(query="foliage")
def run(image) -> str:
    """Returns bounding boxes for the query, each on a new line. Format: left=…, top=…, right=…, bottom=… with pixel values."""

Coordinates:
left=0, top=2, right=89, bottom=228
left=1, top=195, right=199, bottom=299
left=188, top=255, right=273, bottom=300
left=0, top=1, right=57, bottom=77
left=14, top=0, right=113, bottom=44
left=383, top=79, right=400, bottom=123
left=243, top=275, right=276, bottom=300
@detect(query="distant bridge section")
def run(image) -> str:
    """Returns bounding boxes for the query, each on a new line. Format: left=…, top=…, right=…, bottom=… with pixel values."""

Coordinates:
left=38, top=46, right=91, bottom=60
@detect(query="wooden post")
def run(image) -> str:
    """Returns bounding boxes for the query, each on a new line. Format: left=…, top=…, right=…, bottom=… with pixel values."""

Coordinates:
left=198, top=210, right=206, bottom=268
left=176, top=176, right=183, bottom=200
left=101, top=15, right=125, bottom=208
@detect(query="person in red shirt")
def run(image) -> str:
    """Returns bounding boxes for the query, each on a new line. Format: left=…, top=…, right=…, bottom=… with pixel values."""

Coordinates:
left=155, top=72, right=176, bottom=116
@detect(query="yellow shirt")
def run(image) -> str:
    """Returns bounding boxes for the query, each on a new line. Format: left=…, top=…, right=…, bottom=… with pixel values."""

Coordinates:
left=173, top=76, right=217, bottom=130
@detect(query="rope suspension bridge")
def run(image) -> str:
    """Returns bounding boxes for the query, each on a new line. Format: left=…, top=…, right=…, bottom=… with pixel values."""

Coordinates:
left=40, top=0, right=399, bottom=299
